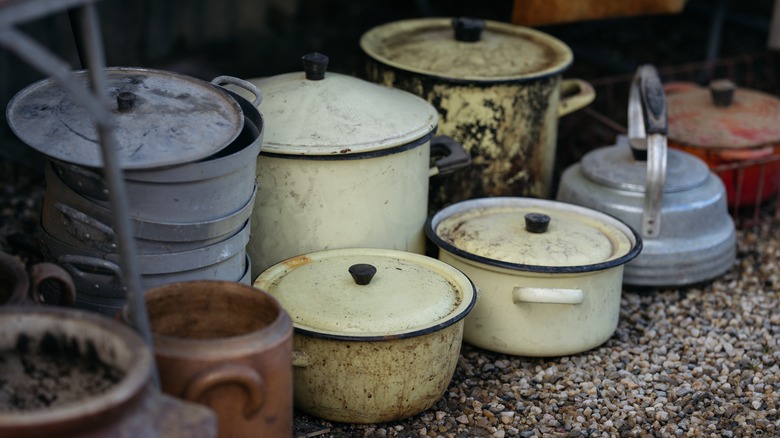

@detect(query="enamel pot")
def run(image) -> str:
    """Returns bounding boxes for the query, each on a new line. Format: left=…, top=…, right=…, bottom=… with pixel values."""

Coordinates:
left=360, top=17, right=596, bottom=210
left=253, top=247, right=477, bottom=424
left=232, top=53, right=470, bottom=278
left=557, top=65, right=736, bottom=287
left=425, top=197, right=641, bottom=357
left=664, top=79, right=780, bottom=208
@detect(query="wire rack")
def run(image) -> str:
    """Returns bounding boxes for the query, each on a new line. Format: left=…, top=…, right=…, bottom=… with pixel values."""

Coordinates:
left=556, top=50, right=780, bottom=229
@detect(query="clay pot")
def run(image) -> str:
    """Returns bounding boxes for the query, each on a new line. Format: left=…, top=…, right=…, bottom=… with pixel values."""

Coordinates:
left=0, top=251, right=75, bottom=306
left=138, top=280, right=293, bottom=438
left=0, top=306, right=217, bottom=437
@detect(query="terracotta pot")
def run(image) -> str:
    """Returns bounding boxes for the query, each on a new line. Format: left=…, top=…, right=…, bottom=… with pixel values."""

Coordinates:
left=138, top=280, right=293, bottom=438
left=0, top=250, right=75, bottom=306
left=0, top=306, right=216, bottom=437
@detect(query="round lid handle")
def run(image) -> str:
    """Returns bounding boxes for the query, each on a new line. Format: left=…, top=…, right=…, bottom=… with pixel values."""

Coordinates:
left=525, top=213, right=551, bottom=234
left=116, top=91, right=136, bottom=113
left=452, top=17, right=485, bottom=42
left=710, top=79, right=735, bottom=107
left=348, top=264, right=377, bottom=285
left=302, top=53, right=329, bottom=81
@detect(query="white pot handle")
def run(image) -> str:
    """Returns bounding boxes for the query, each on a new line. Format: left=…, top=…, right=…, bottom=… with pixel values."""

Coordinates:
left=512, top=286, right=584, bottom=305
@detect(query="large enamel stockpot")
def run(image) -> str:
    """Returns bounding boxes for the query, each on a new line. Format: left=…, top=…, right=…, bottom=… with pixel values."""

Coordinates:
left=237, top=53, right=469, bottom=277
left=0, top=306, right=216, bottom=437
left=6, top=69, right=262, bottom=224
left=664, top=79, right=780, bottom=208
left=360, top=17, right=595, bottom=209
left=557, top=65, right=736, bottom=287
left=253, top=248, right=477, bottom=424
left=425, top=197, right=641, bottom=357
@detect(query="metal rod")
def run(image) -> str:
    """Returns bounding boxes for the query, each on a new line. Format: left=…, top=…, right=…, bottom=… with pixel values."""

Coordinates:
left=73, top=4, right=158, bottom=387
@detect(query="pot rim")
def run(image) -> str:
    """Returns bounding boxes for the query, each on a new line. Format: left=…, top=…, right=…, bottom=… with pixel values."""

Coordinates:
left=258, top=129, right=434, bottom=160
left=425, top=197, right=643, bottom=274
left=0, top=306, right=152, bottom=429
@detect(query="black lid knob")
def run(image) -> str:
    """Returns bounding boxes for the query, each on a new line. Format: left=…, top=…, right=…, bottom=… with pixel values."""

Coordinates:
left=302, top=53, right=329, bottom=81
left=116, top=91, right=136, bottom=113
left=525, top=213, right=551, bottom=234
left=349, top=264, right=377, bottom=286
left=452, top=17, right=485, bottom=42
left=710, top=79, right=735, bottom=107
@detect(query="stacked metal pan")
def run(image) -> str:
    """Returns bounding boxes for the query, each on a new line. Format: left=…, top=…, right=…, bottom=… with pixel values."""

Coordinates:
left=6, top=68, right=263, bottom=316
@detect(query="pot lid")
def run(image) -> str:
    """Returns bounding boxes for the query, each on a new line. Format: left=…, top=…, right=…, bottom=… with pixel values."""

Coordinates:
left=580, top=135, right=709, bottom=192
left=360, top=17, right=573, bottom=82
left=426, top=197, right=640, bottom=272
left=6, top=68, right=244, bottom=170
left=253, top=248, right=476, bottom=339
left=246, top=53, right=438, bottom=155
left=666, top=79, right=780, bottom=149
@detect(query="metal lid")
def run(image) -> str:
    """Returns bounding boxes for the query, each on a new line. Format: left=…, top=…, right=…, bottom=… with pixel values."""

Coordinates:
left=252, top=248, right=476, bottom=339
left=360, top=17, right=573, bottom=82
left=245, top=53, right=438, bottom=156
left=6, top=67, right=244, bottom=169
left=426, top=197, right=641, bottom=272
left=666, top=80, right=780, bottom=149
left=581, top=135, right=709, bottom=192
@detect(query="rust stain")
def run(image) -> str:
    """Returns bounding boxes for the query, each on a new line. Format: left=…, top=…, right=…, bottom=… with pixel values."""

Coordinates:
left=281, top=255, right=312, bottom=269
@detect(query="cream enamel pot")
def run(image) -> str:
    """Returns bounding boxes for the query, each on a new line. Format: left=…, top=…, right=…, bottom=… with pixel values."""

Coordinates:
left=425, top=197, right=641, bottom=357
left=229, top=53, right=470, bottom=278
left=253, top=247, right=477, bottom=424
left=361, top=17, right=595, bottom=210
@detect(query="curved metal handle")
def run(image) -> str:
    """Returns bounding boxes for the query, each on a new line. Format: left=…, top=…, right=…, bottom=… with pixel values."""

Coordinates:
left=56, top=254, right=126, bottom=298
left=429, top=135, right=471, bottom=177
left=557, top=78, right=595, bottom=117
left=29, top=262, right=77, bottom=306
left=182, top=363, right=266, bottom=419
left=512, top=286, right=584, bottom=305
left=53, top=201, right=117, bottom=252
left=628, top=65, right=668, bottom=238
left=212, top=75, right=263, bottom=107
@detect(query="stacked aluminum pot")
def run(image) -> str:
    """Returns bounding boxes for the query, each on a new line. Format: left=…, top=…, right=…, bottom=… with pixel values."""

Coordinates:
left=5, top=68, right=263, bottom=316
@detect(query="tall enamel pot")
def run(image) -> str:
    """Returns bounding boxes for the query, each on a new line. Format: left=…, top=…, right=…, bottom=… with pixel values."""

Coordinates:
left=361, top=17, right=595, bottom=210
left=237, top=54, right=469, bottom=278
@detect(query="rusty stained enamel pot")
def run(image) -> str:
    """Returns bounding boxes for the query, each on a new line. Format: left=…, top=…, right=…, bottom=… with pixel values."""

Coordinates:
left=360, top=17, right=595, bottom=211
left=253, top=248, right=477, bottom=424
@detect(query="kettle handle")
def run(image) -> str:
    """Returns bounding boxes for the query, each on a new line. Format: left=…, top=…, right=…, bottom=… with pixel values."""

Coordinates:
left=628, top=65, right=668, bottom=238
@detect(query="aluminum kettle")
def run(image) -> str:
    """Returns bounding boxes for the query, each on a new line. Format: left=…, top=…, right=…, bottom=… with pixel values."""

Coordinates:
left=556, top=65, right=736, bottom=287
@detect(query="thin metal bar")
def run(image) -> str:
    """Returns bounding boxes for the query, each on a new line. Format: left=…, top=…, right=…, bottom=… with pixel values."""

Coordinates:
left=73, top=4, right=158, bottom=387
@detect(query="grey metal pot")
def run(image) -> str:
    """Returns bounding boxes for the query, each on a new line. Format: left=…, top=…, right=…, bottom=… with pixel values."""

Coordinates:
left=556, top=65, right=736, bottom=287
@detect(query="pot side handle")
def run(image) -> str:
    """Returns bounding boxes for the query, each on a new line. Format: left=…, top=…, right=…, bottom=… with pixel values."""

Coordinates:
left=429, top=135, right=472, bottom=177
left=558, top=79, right=596, bottom=117
left=211, top=76, right=264, bottom=107
left=183, top=363, right=266, bottom=420
left=512, top=286, right=584, bottom=305
left=29, top=262, right=76, bottom=306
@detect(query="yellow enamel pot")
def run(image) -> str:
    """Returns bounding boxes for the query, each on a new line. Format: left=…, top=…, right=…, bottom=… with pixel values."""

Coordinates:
left=253, top=247, right=477, bottom=424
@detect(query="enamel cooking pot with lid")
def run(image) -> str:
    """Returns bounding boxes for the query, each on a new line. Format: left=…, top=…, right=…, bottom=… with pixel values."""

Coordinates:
left=233, top=53, right=470, bottom=278
left=361, top=17, right=595, bottom=210
left=425, top=197, right=641, bottom=357
left=664, top=79, right=780, bottom=208
left=556, top=65, right=736, bottom=287
left=253, top=247, right=477, bottom=423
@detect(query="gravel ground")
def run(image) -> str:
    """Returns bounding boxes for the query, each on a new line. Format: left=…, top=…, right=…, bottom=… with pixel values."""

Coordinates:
left=4, top=152, right=778, bottom=438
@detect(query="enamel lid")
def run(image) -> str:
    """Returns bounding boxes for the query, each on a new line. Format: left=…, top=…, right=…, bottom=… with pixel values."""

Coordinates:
left=426, top=197, right=641, bottom=272
left=666, top=80, right=780, bottom=149
left=253, top=248, right=476, bottom=339
left=360, top=17, right=573, bottom=82
left=246, top=53, right=438, bottom=155
left=6, top=67, right=243, bottom=169
left=581, top=135, right=709, bottom=192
